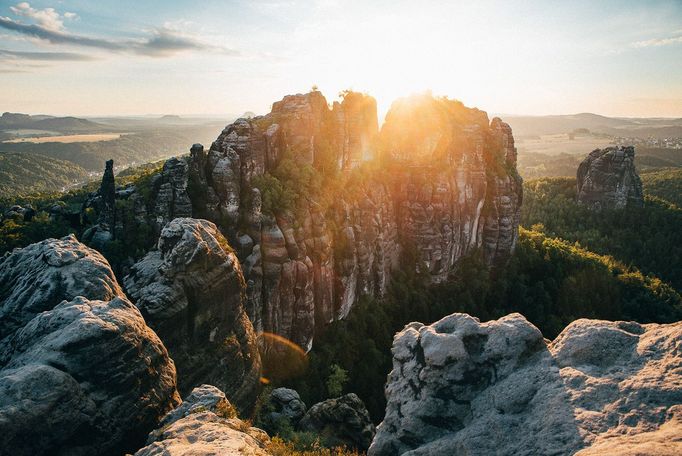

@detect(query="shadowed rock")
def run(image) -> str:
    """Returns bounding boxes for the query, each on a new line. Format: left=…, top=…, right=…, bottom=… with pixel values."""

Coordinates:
left=298, top=393, right=376, bottom=451
left=577, top=146, right=644, bottom=210
left=0, top=235, right=180, bottom=456
left=124, top=218, right=261, bottom=412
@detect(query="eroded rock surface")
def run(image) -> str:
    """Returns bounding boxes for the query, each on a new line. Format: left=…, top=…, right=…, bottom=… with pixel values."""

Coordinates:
left=124, top=218, right=261, bottom=412
left=298, top=393, right=376, bottom=451
left=369, top=313, right=682, bottom=456
left=577, top=146, right=644, bottom=210
left=81, top=90, right=522, bottom=352
left=182, top=91, right=522, bottom=350
left=0, top=235, right=180, bottom=456
left=138, top=384, right=269, bottom=456
left=137, top=412, right=270, bottom=456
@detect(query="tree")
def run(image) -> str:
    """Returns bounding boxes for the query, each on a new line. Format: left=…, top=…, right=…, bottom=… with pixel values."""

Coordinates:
left=326, top=364, right=349, bottom=397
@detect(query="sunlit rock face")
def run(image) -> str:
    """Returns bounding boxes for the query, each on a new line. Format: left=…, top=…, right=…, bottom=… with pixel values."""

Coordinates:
left=576, top=146, right=644, bottom=211
left=0, top=235, right=180, bottom=456
left=369, top=313, right=682, bottom=456
left=380, top=94, right=523, bottom=279
left=144, top=90, right=521, bottom=351
left=124, top=218, right=261, bottom=413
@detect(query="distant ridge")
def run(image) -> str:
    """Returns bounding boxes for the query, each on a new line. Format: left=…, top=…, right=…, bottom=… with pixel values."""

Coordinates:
left=0, top=112, right=103, bottom=133
left=504, top=112, right=682, bottom=138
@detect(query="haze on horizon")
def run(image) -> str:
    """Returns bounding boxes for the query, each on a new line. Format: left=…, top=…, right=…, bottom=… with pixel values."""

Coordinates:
left=0, top=0, right=681, bottom=119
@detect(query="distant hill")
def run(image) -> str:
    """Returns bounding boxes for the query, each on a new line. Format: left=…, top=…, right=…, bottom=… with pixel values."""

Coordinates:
left=505, top=113, right=682, bottom=138
left=0, top=152, right=88, bottom=197
left=0, top=112, right=104, bottom=133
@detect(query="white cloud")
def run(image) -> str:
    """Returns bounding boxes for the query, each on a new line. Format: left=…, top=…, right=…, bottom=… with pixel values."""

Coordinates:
left=9, top=2, right=66, bottom=32
left=632, top=35, right=682, bottom=48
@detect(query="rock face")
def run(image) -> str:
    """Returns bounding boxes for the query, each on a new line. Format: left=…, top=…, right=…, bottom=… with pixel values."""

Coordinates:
left=137, top=385, right=270, bottom=456
left=83, top=90, right=521, bottom=351
left=369, top=313, right=682, bottom=456
left=577, top=146, right=644, bottom=210
left=176, top=91, right=522, bottom=350
left=0, top=235, right=180, bottom=456
left=298, top=393, right=376, bottom=451
left=124, top=218, right=261, bottom=412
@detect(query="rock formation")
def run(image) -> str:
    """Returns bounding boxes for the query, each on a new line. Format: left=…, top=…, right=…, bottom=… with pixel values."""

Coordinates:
left=177, top=90, right=522, bottom=350
left=82, top=90, right=522, bottom=351
left=260, top=387, right=307, bottom=433
left=576, top=146, right=644, bottom=210
left=0, top=235, right=180, bottom=456
left=369, top=313, right=682, bottom=456
left=137, top=385, right=270, bottom=456
left=298, top=393, right=376, bottom=451
left=124, top=218, right=261, bottom=412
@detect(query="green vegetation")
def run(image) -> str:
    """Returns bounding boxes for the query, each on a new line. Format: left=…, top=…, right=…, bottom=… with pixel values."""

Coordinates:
left=0, top=152, right=89, bottom=198
left=522, top=177, right=682, bottom=291
left=268, top=436, right=361, bottom=456
left=641, top=167, right=682, bottom=207
left=0, top=161, right=163, bottom=267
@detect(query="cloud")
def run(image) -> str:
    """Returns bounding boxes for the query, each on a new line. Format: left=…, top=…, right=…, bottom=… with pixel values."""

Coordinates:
left=0, top=3, right=240, bottom=58
left=0, top=16, right=124, bottom=49
left=0, top=48, right=95, bottom=61
left=9, top=2, right=76, bottom=32
left=632, top=35, right=682, bottom=48
left=136, top=26, right=240, bottom=57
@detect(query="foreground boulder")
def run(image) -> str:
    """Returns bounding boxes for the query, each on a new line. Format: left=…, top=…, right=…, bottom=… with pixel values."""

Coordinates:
left=137, top=384, right=270, bottom=456
left=0, top=235, right=180, bottom=456
left=124, top=218, right=261, bottom=412
left=576, top=146, right=644, bottom=210
left=369, top=313, right=682, bottom=456
left=260, top=387, right=307, bottom=434
left=298, top=393, right=376, bottom=451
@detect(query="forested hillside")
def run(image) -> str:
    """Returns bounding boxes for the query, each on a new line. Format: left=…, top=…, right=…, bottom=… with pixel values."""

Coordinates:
left=641, top=167, right=682, bottom=207
left=522, top=177, right=682, bottom=291
left=0, top=152, right=88, bottom=196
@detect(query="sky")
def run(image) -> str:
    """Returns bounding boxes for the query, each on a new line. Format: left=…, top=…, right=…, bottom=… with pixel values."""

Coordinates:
left=0, top=0, right=681, bottom=118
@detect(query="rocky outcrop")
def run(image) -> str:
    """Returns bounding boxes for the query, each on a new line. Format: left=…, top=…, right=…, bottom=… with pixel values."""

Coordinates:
left=382, top=95, right=523, bottom=278
left=137, top=385, right=270, bottom=456
left=83, top=90, right=521, bottom=351
left=260, top=387, right=307, bottom=434
left=369, top=313, right=682, bottom=456
left=175, top=91, right=522, bottom=350
left=124, top=218, right=261, bottom=412
left=298, top=393, right=376, bottom=451
left=577, top=146, right=644, bottom=210
left=0, top=235, right=180, bottom=456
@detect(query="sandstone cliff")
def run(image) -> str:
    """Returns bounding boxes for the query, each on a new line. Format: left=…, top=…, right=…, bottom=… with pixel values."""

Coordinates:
left=183, top=91, right=521, bottom=350
left=577, top=146, right=644, bottom=210
left=369, top=313, right=682, bottom=456
left=86, top=90, right=522, bottom=351
left=0, top=235, right=180, bottom=456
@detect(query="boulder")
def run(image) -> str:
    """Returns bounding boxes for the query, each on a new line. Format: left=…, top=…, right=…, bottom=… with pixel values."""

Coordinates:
left=298, top=393, right=376, bottom=451
left=124, top=218, right=261, bottom=412
left=260, top=387, right=307, bottom=434
left=136, top=411, right=270, bottom=456
left=138, top=384, right=269, bottom=456
left=369, top=313, right=682, bottom=456
left=577, top=146, right=644, bottom=210
left=0, top=235, right=180, bottom=456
